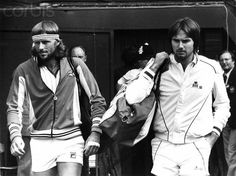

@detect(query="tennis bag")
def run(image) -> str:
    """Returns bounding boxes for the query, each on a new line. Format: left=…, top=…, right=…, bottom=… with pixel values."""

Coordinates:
left=99, top=86, right=156, bottom=147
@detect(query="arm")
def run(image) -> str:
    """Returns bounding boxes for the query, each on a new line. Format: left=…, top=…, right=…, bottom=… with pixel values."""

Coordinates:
left=117, top=69, right=141, bottom=91
left=125, top=52, right=169, bottom=104
left=204, top=62, right=230, bottom=147
left=74, top=59, right=106, bottom=156
left=212, top=62, right=230, bottom=136
left=6, top=68, right=26, bottom=157
left=205, top=131, right=220, bottom=148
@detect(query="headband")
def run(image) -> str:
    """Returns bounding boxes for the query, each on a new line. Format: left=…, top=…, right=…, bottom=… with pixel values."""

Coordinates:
left=32, top=34, right=60, bottom=42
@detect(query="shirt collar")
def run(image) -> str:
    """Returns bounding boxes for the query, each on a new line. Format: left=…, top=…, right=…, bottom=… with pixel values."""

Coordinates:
left=170, top=53, right=198, bottom=66
left=225, top=66, right=234, bottom=77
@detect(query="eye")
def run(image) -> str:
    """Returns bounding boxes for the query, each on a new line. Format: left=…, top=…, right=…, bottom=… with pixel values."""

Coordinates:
left=182, top=39, right=191, bottom=44
left=72, top=56, right=83, bottom=59
left=172, top=39, right=179, bottom=43
left=42, top=41, right=50, bottom=45
left=34, top=41, right=40, bottom=45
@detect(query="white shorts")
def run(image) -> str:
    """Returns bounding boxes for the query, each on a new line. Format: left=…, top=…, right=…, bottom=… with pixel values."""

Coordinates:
left=30, top=136, right=84, bottom=172
left=151, top=138, right=211, bottom=176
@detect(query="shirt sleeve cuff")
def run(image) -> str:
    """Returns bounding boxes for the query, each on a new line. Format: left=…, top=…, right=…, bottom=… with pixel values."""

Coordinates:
left=141, top=68, right=155, bottom=81
left=8, top=123, right=22, bottom=142
left=212, top=126, right=221, bottom=136
left=91, top=117, right=102, bottom=134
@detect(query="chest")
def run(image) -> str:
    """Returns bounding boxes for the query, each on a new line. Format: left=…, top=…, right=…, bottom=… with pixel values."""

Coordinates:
left=227, top=73, right=236, bottom=95
left=159, top=65, right=214, bottom=99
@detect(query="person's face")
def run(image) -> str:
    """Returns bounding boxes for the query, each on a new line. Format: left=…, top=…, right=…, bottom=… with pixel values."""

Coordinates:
left=34, top=39, right=59, bottom=60
left=171, top=30, right=194, bottom=62
left=71, top=47, right=87, bottom=62
left=219, top=52, right=235, bottom=72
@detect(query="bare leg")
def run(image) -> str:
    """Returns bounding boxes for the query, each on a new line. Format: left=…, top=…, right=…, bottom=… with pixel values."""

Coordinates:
left=57, top=162, right=82, bottom=176
left=32, top=166, right=57, bottom=176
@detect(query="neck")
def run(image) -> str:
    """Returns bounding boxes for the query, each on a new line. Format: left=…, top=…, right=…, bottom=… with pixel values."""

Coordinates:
left=45, top=59, right=60, bottom=76
left=175, top=53, right=194, bottom=71
left=45, top=59, right=58, bottom=68
left=225, top=67, right=234, bottom=74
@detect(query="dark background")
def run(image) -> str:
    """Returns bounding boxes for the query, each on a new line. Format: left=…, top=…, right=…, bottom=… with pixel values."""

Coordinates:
left=0, top=1, right=236, bottom=175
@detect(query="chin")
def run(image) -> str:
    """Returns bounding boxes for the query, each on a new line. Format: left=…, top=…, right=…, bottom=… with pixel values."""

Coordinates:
left=176, top=55, right=186, bottom=60
left=37, top=55, right=51, bottom=66
left=39, top=56, right=47, bottom=60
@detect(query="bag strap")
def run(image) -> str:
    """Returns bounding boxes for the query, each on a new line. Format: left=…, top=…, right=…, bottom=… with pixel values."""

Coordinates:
left=146, top=58, right=170, bottom=137
left=67, top=57, right=79, bottom=80
left=154, top=58, right=170, bottom=98
left=67, top=56, right=92, bottom=141
left=67, top=57, right=82, bottom=95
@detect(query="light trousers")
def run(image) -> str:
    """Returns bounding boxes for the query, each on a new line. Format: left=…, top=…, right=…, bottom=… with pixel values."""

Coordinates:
left=151, top=138, right=211, bottom=176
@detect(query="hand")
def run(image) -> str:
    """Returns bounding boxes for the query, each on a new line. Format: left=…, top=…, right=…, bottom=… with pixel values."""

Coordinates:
left=150, top=52, right=169, bottom=72
left=84, top=132, right=100, bottom=157
left=204, top=132, right=219, bottom=147
left=155, top=52, right=169, bottom=63
left=10, top=136, right=25, bottom=157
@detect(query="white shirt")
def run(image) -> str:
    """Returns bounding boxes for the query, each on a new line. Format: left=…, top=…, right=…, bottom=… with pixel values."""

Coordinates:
left=40, top=66, right=60, bottom=93
left=126, top=54, right=230, bottom=144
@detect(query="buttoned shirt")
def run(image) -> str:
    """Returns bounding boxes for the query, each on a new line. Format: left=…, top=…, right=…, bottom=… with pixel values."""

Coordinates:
left=126, top=54, right=230, bottom=144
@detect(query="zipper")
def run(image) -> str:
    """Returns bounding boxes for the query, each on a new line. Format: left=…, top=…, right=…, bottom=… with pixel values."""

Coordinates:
left=49, top=60, right=73, bottom=138
left=50, top=94, right=57, bottom=138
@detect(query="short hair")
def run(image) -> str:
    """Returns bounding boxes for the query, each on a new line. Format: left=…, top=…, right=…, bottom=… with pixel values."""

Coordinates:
left=218, top=50, right=235, bottom=61
left=68, top=45, right=87, bottom=58
left=168, top=17, right=200, bottom=53
left=31, top=20, right=66, bottom=59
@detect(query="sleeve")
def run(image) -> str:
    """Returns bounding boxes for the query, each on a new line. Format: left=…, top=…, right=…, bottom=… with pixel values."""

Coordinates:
left=117, top=69, right=141, bottom=91
left=6, top=67, right=26, bottom=141
left=75, top=60, right=106, bottom=134
left=125, top=59, right=156, bottom=104
left=117, top=76, right=126, bottom=91
left=212, top=62, right=231, bottom=135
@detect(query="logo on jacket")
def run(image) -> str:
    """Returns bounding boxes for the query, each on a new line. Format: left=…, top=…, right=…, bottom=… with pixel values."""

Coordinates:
left=68, top=72, right=75, bottom=77
left=192, top=81, right=202, bottom=89
left=70, top=152, right=76, bottom=159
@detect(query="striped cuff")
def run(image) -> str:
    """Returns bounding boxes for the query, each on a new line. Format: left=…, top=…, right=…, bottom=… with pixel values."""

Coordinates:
left=92, top=117, right=102, bottom=134
left=212, top=126, right=221, bottom=136
left=91, top=126, right=102, bottom=134
left=142, top=69, right=155, bottom=81
left=8, top=123, right=22, bottom=142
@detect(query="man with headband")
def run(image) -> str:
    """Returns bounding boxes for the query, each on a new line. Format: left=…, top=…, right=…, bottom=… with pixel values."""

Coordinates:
left=6, top=20, right=106, bottom=176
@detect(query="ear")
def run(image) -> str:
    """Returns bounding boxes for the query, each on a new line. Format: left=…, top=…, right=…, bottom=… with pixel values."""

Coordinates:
left=55, top=39, right=61, bottom=46
left=84, top=56, right=87, bottom=62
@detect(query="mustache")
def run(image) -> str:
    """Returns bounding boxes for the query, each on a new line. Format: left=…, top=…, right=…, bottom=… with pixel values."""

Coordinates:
left=37, top=51, right=56, bottom=66
left=38, top=49, right=48, bottom=53
left=176, top=49, right=185, bottom=52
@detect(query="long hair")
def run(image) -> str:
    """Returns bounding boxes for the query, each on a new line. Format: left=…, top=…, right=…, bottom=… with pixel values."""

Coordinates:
left=168, top=17, right=200, bottom=54
left=31, top=20, right=66, bottom=59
